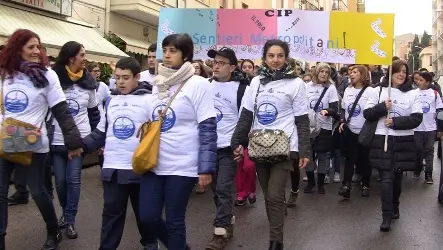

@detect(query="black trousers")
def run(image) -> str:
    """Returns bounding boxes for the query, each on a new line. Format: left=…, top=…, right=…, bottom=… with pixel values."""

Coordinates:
left=99, top=173, right=155, bottom=250
left=342, top=130, right=371, bottom=186
left=379, top=170, right=402, bottom=218
left=290, top=160, right=300, bottom=191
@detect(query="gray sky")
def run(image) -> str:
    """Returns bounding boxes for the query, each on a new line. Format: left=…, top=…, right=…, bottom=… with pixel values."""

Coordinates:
left=365, top=0, right=432, bottom=36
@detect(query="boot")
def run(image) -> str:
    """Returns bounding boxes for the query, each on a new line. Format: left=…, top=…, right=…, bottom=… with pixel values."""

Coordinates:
left=380, top=218, right=392, bottom=232
left=41, top=230, right=62, bottom=250
left=268, top=241, right=283, bottom=250
left=393, top=203, right=400, bottom=219
left=317, top=173, right=326, bottom=194
left=304, top=171, right=316, bottom=193
left=338, top=183, right=351, bottom=199
left=425, top=172, right=434, bottom=184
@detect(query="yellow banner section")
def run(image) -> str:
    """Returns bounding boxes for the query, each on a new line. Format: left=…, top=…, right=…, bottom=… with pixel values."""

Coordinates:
left=329, top=12, right=394, bottom=65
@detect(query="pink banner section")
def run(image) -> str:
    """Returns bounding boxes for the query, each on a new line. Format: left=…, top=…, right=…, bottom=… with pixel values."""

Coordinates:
left=217, top=9, right=277, bottom=45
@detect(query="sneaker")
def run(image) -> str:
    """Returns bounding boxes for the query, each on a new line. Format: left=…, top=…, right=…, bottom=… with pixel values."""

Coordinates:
left=205, top=228, right=229, bottom=250
left=324, top=175, right=330, bottom=184
left=143, top=242, right=160, bottom=250
left=7, top=192, right=28, bottom=206
left=333, top=172, right=341, bottom=183
left=361, top=186, right=370, bottom=197
left=234, top=197, right=246, bottom=206
left=302, top=176, right=308, bottom=182
left=413, top=172, right=421, bottom=179
left=425, top=172, right=434, bottom=184
left=338, top=185, right=350, bottom=199
left=286, top=190, right=299, bottom=208
left=247, top=193, right=256, bottom=204
left=352, top=174, right=361, bottom=183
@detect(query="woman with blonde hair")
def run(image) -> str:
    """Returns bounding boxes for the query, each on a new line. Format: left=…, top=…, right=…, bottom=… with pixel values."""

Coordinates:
left=304, top=63, right=339, bottom=194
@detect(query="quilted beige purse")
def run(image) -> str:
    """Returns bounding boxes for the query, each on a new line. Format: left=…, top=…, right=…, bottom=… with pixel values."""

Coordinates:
left=247, top=83, right=290, bottom=164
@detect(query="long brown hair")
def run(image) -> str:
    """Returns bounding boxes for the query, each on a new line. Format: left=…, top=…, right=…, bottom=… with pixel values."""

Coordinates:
left=351, top=65, right=370, bottom=87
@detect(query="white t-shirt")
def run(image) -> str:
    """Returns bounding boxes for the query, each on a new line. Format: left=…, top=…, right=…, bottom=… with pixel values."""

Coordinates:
left=211, top=80, right=247, bottom=148
left=109, top=77, right=116, bottom=91
left=96, top=81, right=111, bottom=115
left=342, top=86, right=375, bottom=134
left=306, top=82, right=339, bottom=130
left=365, top=86, right=422, bottom=136
left=243, top=76, right=308, bottom=152
left=140, top=70, right=155, bottom=83
left=96, top=94, right=153, bottom=170
left=151, top=75, right=216, bottom=177
left=52, top=85, right=98, bottom=145
left=1, top=69, right=66, bottom=153
left=414, top=88, right=443, bottom=132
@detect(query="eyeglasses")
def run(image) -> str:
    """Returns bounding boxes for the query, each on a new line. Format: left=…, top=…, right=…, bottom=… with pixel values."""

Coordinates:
left=212, top=60, right=230, bottom=67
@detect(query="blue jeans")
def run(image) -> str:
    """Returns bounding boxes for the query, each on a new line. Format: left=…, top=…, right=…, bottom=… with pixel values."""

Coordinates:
left=52, top=146, right=83, bottom=224
left=139, top=172, right=197, bottom=250
left=0, top=154, right=58, bottom=249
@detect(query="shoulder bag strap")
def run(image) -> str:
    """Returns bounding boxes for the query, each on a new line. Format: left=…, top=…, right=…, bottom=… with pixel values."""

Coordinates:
left=345, top=86, right=368, bottom=124
left=159, top=81, right=186, bottom=118
left=251, top=83, right=262, bottom=129
left=314, top=87, right=328, bottom=111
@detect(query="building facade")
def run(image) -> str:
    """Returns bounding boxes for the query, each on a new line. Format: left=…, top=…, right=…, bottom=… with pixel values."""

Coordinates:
left=419, top=46, right=433, bottom=72
left=432, top=0, right=443, bottom=76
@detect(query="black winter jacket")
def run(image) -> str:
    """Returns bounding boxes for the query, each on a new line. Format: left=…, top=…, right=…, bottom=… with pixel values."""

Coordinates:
left=363, top=80, right=423, bottom=171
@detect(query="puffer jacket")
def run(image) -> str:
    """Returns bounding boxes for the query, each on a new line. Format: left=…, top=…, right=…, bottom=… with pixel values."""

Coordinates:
left=197, top=117, right=217, bottom=174
left=53, top=64, right=101, bottom=130
left=363, top=80, right=422, bottom=172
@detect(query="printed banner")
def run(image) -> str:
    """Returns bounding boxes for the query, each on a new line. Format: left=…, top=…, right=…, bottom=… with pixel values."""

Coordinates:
left=157, top=8, right=394, bottom=65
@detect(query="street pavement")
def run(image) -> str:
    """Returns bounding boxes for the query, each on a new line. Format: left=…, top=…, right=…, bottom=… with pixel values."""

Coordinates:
left=5, top=159, right=443, bottom=250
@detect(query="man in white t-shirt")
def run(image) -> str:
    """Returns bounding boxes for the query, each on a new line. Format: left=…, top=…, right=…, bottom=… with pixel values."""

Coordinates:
left=205, top=47, right=249, bottom=250
left=139, top=44, right=157, bottom=88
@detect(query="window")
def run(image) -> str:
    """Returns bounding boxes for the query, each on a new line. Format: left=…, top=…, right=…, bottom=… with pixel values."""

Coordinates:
left=242, top=3, right=248, bottom=9
left=430, top=56, right=433, bottom=66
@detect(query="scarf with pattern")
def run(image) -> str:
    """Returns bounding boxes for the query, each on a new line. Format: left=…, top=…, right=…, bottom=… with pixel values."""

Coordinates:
left=258, top=62, right=296, bottom=84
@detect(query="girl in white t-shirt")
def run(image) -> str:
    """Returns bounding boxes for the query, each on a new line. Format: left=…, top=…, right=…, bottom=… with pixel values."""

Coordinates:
left=413, top=71, right=443, bottom=183
left=0, top=29, right=83, bottom=249
left=305, top=63, right=339, bottom=194
left=338, top=65, right=374, bottom=199
left=138, top=33, right=217, bottom=249
left=364, top=60, right=422, bottom=232
left=231, top=39, right=311, bottom=249
left=51, top=41, right=100, bottom=239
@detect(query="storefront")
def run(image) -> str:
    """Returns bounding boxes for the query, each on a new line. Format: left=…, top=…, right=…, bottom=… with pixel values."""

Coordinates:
left=0, top=1, right=127, bottom=63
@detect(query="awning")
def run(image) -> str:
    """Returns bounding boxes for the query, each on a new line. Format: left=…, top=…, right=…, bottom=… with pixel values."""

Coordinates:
left=0, top=5, right=128, bottom=63
left=113, top=33, right=151, bottom=55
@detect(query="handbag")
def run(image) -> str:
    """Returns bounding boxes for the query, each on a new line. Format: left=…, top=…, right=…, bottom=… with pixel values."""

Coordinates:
left=132, top=82, right=186, bottom=175
left=247, top=83, right=290, bottom=164
left=358, top=87, right=383, bottom=147
left=0, top=77, right=44, bottom=166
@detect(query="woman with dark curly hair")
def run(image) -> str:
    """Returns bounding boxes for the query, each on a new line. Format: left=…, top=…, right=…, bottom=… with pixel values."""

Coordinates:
left=0, top=29, right=83, bottom=249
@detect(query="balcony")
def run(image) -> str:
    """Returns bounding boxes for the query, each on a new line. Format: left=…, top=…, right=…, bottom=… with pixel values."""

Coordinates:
left=110, top=0, right=210, bottom=25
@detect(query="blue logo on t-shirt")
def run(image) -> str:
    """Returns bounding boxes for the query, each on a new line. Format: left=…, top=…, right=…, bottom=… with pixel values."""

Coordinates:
left=67, top=99, right=80, bottom=116
left=152, top=104, right=176, bottom=132
left=5, top=90, right=28, bottom=113
left=113, top=116, right=135, bottom=139
left=257, top=102, right=278, bottom=125
left=310, top=99, right=323, bottom=112
left=421, top=101, right=430, bottom=113
left=215, top=107, right=223, bottom=123
left=347, top=103, right=361, bottom=117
